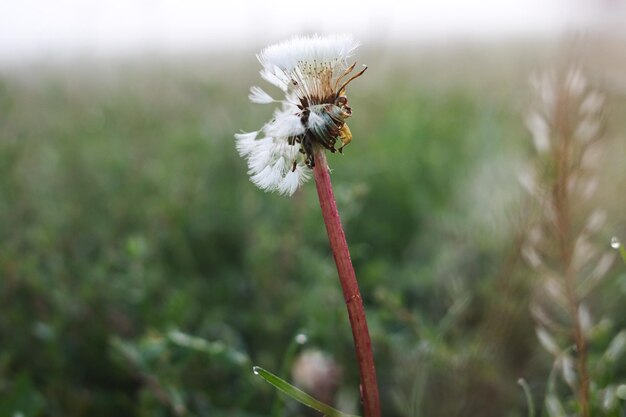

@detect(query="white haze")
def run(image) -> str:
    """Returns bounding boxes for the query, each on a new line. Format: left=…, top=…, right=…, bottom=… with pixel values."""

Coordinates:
left=0, top=0, right=624, bottom=63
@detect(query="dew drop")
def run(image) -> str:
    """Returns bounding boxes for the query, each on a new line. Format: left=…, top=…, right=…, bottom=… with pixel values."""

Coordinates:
left=252, top=366, right=260, bottom=375
left=295, top=333, right=308, bottom=344
left=611, top=237, right=621, bottom=249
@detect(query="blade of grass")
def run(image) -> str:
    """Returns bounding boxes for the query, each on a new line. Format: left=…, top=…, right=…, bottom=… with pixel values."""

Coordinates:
left=253, top=366, right=360, bottom=417
left=619, top=245, right=626, bottom=264
left=517, top=378, right=536, bottom=417
left=270, top=332, right=307, bottom=417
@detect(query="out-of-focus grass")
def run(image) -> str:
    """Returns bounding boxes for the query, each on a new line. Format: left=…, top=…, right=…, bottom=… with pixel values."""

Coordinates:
left=0, top=41, right=625, bottom=417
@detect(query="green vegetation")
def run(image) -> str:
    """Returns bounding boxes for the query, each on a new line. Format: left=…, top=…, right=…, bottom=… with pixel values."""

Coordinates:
left=0, top=46, right=625, bottom=417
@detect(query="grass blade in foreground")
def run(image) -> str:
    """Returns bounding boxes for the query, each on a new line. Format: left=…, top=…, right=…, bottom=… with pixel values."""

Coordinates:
left=517, top=378, right=536, bottom=417
left=253, top=366, right=360, bottom=417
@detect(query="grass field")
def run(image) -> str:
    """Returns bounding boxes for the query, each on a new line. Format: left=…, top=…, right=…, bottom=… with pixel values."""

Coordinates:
left=1, top=38, right=626, bottom=417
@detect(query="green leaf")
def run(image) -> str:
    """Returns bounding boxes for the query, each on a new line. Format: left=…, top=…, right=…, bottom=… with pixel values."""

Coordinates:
left=252, top=366, right=360, bottom=417
left=0, top=373, right=45, bottom=417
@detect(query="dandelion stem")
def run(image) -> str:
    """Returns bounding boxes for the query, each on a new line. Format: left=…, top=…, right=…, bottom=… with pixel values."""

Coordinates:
left=312, top=148, right=381, bottom=417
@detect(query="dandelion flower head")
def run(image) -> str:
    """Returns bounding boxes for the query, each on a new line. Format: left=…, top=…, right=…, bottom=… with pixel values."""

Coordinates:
left=235, top=34, right=366, bottom=196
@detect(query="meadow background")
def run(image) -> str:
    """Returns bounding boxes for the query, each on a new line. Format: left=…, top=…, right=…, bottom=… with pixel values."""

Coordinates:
left=1, top=33, right=626, bottom=417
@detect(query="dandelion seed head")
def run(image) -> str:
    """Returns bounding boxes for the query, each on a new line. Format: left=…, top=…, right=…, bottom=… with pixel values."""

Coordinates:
left=235, top=34, right=365, bottom=196
left=258, top=34, right=358, bottom=78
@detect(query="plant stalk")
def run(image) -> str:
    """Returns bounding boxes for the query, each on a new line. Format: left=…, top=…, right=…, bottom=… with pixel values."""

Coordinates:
left=553, top=88, right=590, bottom=417
left=312, top=148, right=381, bottom=417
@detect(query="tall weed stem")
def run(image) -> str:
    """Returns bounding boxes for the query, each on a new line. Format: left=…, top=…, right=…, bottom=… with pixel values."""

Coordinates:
left=312, top=148, right=381, bottom=417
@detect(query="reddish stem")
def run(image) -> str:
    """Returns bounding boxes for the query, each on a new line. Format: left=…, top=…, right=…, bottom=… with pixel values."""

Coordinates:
left=312, top=148, right=381, bottom=417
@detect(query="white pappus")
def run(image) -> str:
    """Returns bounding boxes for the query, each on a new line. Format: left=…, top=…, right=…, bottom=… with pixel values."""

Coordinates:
left=235, top=34, right=367, bottom=196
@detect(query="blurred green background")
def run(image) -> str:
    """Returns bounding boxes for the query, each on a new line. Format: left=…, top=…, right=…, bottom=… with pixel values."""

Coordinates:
left=1, top=40, right=625, bottom=417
